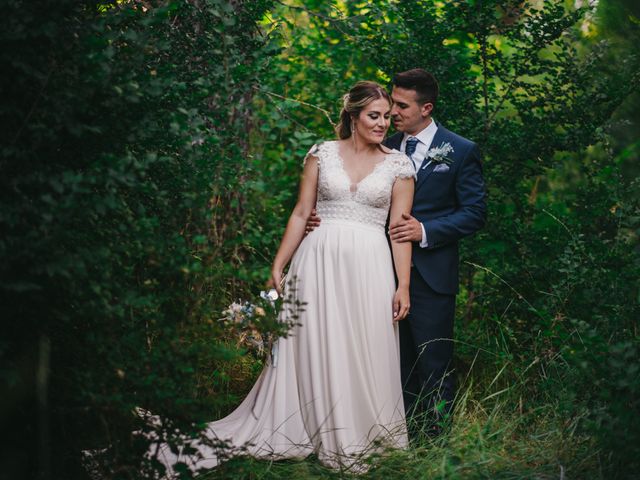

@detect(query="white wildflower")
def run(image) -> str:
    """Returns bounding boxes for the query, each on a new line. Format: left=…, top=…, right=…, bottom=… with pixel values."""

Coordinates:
left=426, top=142, right=454, bottom=165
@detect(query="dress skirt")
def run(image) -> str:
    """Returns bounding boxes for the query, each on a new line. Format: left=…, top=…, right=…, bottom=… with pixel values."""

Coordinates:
left=148, top=218, right=407, bottom=475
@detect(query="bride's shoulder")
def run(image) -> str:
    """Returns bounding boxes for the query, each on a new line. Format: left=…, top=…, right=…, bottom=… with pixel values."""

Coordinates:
left=379, top=145, right=395, bottom=155
left=385, top=149, right=415, bottom=179
left=303, top=140, right=331, bottom=166
left=384, top=148, right=407, bottom=161
left=308, top=139, right=336, bottom=152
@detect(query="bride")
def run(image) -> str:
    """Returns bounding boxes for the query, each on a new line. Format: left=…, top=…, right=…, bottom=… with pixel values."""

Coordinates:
left=144, top=81, right=415, bottom=476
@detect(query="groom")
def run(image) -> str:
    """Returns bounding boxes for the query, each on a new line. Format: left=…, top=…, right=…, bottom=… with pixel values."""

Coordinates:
left=385, top=68, right=486, bottom=432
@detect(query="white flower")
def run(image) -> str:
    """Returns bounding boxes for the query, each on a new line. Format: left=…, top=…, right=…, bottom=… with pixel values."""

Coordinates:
left=224, top=302, right=241, bottom=313
left=260, top=289, right=279, bottom=302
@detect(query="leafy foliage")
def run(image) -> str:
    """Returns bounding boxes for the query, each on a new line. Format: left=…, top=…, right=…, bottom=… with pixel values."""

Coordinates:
left=1, top=0, right=277, bottom=477
left=1, top=0, right=638, bottom=478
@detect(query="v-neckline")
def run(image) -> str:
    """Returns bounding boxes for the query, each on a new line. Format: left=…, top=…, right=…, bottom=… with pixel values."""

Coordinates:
left=334, top=141, right=390, bottom=192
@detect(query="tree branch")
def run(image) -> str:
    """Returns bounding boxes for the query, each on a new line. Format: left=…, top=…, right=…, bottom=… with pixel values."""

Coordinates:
left=253, top=86, right=336, bottom=127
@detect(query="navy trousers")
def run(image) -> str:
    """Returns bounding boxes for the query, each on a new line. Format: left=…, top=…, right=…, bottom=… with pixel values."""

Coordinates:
left=400, top=267, right=456, bottom=420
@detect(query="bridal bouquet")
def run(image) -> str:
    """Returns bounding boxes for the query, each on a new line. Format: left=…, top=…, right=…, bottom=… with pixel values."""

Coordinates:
left=220, top=298, right=273, bottom=356
left=218, top=277, right=304, bottom=366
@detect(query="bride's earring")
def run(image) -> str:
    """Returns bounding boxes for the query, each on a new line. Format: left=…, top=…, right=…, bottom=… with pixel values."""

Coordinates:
left=351, top=120, right=356, bottom=147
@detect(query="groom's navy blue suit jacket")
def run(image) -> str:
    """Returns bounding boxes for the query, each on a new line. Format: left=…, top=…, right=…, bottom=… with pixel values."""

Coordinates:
left=384, top=125, right=487, bottom=295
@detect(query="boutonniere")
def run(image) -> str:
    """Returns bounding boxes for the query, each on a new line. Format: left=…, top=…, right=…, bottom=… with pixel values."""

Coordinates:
left=423, top=142, right=454, bottom=169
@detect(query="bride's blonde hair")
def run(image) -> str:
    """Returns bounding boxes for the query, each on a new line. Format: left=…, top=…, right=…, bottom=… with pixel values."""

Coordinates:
left=336, top=81, right=391, bottom=140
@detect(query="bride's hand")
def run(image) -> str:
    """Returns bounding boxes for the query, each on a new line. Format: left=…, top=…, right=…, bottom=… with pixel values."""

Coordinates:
left=268, top=268, right=284, bottom=295
left=393, top=286, right=410, bottom=322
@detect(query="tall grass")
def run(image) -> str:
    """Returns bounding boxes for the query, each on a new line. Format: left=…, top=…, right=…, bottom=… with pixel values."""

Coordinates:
left=195, top=349, right=599, bottom=480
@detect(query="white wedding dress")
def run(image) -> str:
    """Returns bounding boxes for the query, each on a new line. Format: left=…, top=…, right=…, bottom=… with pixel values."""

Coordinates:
left=145, top=141, right=415, bottom=476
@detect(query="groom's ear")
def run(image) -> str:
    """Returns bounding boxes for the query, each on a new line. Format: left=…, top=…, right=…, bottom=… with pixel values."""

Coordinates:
left=420, top=102, right=434, bottom=118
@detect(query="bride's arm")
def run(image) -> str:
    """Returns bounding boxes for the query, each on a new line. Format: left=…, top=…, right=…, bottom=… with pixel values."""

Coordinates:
left=269, top=155, right=319, bottom=293
left=389, top=177, right=414, bottom=321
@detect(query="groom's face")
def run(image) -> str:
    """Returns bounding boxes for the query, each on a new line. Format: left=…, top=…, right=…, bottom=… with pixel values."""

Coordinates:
left=391, top=86, right=433, bottom=136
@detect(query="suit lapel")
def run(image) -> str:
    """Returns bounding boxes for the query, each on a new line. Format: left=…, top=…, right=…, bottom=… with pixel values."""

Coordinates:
left=416, top=125, right=448, bottom=191
left=416, top=160, right=436, bottom=190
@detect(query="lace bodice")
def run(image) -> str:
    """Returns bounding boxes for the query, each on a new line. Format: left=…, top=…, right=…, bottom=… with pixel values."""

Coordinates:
left=305, top=141, right=415, bottom=229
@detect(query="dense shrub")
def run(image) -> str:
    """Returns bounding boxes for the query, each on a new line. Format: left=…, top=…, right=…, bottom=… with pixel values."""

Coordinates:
left=1, top=0, right=276, bottom=477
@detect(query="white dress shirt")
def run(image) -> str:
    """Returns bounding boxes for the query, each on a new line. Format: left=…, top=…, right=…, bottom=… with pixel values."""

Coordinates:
left=399, top=120, right=439, bottom=248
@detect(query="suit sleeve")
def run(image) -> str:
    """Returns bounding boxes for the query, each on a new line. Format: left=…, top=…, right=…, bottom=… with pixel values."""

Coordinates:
left=423, top=143, right=487, bottom=248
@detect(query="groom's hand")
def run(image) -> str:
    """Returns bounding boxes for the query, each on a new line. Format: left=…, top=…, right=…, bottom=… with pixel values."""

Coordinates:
left=304, top=208, right=321, bottom=236
left=389, top=213, right=422, bottom=243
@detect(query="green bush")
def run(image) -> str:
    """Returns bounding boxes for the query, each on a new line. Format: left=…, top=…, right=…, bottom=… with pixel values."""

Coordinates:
left=1, top=0, right=277, bottom=477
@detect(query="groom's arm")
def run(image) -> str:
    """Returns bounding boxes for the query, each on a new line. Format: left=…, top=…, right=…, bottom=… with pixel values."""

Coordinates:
left=423, top=143, right=487, bottom=249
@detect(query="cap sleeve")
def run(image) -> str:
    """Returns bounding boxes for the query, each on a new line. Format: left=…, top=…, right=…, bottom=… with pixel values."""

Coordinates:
left=303, top=142, right=324, bottom=167
left=391, top=152, right=416, bottom=180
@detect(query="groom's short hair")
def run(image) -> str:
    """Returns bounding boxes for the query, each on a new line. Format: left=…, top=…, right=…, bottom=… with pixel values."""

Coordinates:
left=392, top=69, right=439, bottom=106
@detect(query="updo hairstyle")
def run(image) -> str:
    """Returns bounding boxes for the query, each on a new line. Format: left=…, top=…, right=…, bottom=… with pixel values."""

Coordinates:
left=336, top=81, right=392, bottom=140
